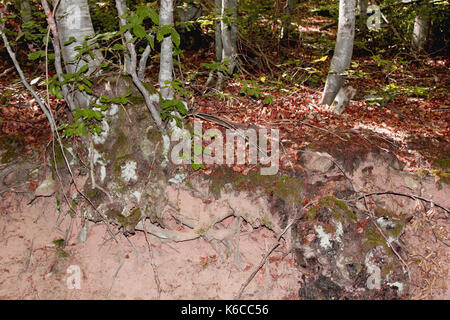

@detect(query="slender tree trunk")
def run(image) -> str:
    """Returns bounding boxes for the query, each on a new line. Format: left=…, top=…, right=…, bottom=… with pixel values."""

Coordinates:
left=214, top=0, right=223, bottom=63
left=114, top=0, right=170, bottom=162
left=221, top=0, right=237, bottom=74
left=159, top=0, right=174, bottom=100
left=320, top=0, right=356, bottom=105
left=55, top=0, right=100, bottom=74
left=412, top=2, right=431, bottom=52
left=206, top=0, right=223, bottom=87
left=206, top=0, right=238, bottom=87
left=282, top=0, right=295, bottom=40
left=358, top=0, right=368, bottom=33
left=55, top=0, right=101, bottom=108
left=41, top=0, right=75, bottom=111
left=230, top=0, right=237, bottom=52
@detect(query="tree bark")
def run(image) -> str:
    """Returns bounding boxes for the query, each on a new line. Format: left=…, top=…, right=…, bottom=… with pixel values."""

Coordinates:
left=159, top=0, right=174, bottom=100
left=411, top=2, right=431, bottom=52
left=55, top=0, right=101, bottom=108
left=41, top=0, right=75, bottom=111
left=320, top=0, right=356, bottom=106
left=282, top=0, right=295, bottom=40
left=220, top=0, right=237, bottom=75
left=358, top=0, right=368, bottom=33
left=214, top=0, right=223, bottom=63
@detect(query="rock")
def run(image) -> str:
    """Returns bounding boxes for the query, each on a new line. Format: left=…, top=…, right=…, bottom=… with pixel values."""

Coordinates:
left=34, top=176, right=57, bottom=198
left=301, top=150, right=334, bottom=174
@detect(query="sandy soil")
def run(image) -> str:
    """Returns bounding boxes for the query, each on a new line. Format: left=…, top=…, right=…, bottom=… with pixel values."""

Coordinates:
left=0, top=192, right=302, bottom=300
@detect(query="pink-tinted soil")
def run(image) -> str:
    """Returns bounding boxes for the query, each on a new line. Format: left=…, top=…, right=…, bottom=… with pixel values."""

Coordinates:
left=0, top=192, right=302, bottom=299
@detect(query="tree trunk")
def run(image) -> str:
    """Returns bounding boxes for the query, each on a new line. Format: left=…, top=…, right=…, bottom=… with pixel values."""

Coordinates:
left=55, top=0, right=101, bottom=108
left=206, top=0, right=237, bottom=87
left=320, top=0, right=356, bottom=106
left=412, top=2, right=431, bottom=52
left=220, top=0, right=237, bottom=74
left=358, top=0, right=368, bottom=33
left=159, top=0, right=174, bottom=100
left=282, top=0, right=295, bottom=40
left=214, top=0, right=223, bottom=63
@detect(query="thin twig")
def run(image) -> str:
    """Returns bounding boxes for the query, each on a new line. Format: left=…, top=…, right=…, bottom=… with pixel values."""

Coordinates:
left=357, top=192, right=450, bottom=215
left=361, top=195, right=411, bottom=282
left=142, top=218, right=162, bottom=299
left=24, top=238, right=34, bottom=273
left=235, top=200, right=316, bottom=299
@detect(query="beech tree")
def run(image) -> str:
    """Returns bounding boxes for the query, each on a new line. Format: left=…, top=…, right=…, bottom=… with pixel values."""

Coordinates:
left=411, top=1, right=431, bottom=52
left=206, top=0, right=238, bottom=87
left=320, top=0, right=356, bottom=106
left=55, top=0, right=102, bottom=108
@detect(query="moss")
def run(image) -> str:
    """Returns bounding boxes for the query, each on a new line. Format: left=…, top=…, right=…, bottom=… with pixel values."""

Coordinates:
left=208, top=165, right=304, bottom=204
left=0, top=136, right=24, bottom=163
left=113, top=130, right=130, bottom=157
left=312, top=196, right=357, bottom=223
left=433, top=156, right=450, bottom=170
left=261, top=214, right=275, bottom=229
left=56, top=248, right=69, bottom=258
left=1, top=147, right=17, bottom=163
left=364, top=225, right=389, bottom=251
left=127, top=96, right=146, bottom=105
left=375, top=207, right=394, bottom=218
left=147, top=128, right=163, bottom=145
left=307, top=206, right=318, bottom=221
left=430, top=169, right=450, bottom=185
left=381, top=261, right=396, bottom=278
left=391, top=223, right=404, bottom=238
left=322, top=223, right=337, bottom=234
left=272, top=176, right=305, bottom=205
left=54, top=144, right=65, bottom=165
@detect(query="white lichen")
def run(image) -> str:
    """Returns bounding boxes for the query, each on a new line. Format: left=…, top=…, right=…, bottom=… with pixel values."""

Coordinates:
left=121, top=160, right=137, bottom=183
left=108, top=103, right=119, bottom=116
left=132, top=191, right=142, bottom=203
left=92, top=148, right=107, bottom=183
left=314, top=221, right=343, bottom=250
left=314, top=225, right=332, bottom=249
left=168, top=173, right=187, bottom=185
left=92, top=120, right=110, bottom=145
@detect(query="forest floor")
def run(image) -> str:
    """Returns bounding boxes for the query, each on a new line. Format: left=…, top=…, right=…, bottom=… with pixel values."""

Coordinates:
left=0, top=15, right=449, bottom=300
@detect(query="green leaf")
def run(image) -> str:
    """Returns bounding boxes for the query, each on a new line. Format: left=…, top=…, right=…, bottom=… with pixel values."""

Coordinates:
left=133, top=25, right=147, bottom=38
left=64, top=36, right=76, bottom=46
left=112, top=43, right=124, bottom=50
left=148, top=9, right=160, bottom=25
left=28, top=50, right=44, bottom=60
left=77, top=64, right=89, bottom=75
left=192, top=163, right=205, bottom=171
left=171, top=29, right=180, bottom=47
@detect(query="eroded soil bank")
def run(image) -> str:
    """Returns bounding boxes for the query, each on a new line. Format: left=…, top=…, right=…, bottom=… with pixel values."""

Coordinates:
left=0, top=132, right=448, bottom=299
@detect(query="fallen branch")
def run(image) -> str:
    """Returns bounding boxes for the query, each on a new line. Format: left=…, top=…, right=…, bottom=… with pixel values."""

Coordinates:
left=357, top=192, right=450, bottom=215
